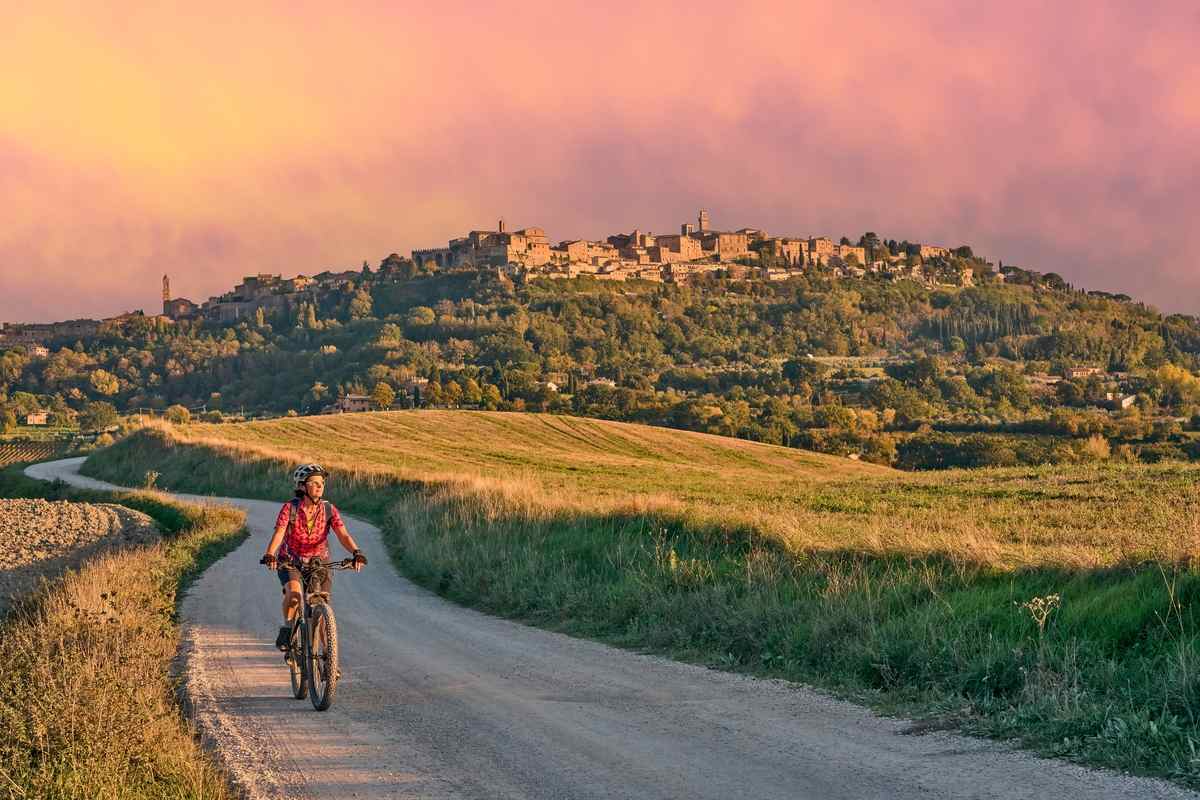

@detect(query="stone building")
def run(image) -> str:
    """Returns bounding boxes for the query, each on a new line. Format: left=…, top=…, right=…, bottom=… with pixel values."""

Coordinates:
left=413, top=220, right=551, bottom=269
left=699, top=231, right=750, bottom=260
left=807, top=237, right=837, bottom=265
left=652, top=233, right=704, bottom=262
left=231, top=274, right=286, bottom=299
left=558, top=239, right=618, bottom=265
left=0, top=323, right=42, bottom=347
left=321, top=394, right=370, bottom=414
left=0, top=319, right=101, bottom=343
left=838, top=244, right=867, bottom=264
left=411, top=246, right=456, bottom=269
left=164, top=298, right=200, bottom=320
left=760, top=237, right=808, bottom=266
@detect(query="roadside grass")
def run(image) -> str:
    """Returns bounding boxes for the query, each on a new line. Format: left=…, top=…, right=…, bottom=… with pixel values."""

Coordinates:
left=0, top=463, right=246, bottom=800
left=82, top=416, right=1200, bottom=786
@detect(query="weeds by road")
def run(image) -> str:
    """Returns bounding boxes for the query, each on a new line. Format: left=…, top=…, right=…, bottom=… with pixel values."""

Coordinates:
left=0, top=464, right=246, bottom=800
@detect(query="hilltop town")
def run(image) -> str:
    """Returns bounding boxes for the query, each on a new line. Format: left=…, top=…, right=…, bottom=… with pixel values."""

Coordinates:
left=411, top=210, right=977, bottom=288
left=0, top=211, right=986, bottom=347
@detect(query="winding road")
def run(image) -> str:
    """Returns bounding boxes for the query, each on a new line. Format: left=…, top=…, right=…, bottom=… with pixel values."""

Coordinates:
left=26, top=457, right=1196, bottom=800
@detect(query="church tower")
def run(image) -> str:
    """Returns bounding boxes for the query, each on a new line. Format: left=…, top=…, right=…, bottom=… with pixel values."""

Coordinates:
left=162, top=275, right=170, bottom=315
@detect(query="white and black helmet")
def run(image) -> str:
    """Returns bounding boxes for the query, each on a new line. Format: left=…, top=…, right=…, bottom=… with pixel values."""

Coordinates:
left=292, top=463, right=329, bottom=491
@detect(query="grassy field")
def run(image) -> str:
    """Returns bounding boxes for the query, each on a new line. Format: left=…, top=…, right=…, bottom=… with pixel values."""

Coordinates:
left=145, top=410, right=1197, bottom=569
left=83, top=411, right=1200, bottom=786
left=0, top=465, right=245, bottom=800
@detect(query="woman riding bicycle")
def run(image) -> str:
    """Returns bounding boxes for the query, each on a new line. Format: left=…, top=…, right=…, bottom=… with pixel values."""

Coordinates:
left=260, top=464, right=367, bottom=650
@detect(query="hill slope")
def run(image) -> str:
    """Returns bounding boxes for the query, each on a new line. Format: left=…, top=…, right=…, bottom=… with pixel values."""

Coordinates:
left=146, top=410, right=1196, bottom=569
left=197, top=409, right=883, bottom=495
left=8, top=268, right=1200, bottom=472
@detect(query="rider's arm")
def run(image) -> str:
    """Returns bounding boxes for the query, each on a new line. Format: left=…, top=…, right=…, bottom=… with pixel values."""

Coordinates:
left=330, top=515, right=361, bottom=554
left=327, top=505, right=364, bottom=567
left=264, top=523, right=288, bottom=558
left=262, top=504, right=291, bottom=563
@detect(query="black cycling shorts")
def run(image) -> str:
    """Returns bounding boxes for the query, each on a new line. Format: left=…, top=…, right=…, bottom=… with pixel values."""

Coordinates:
left=277, top=565, right=332, bottom=595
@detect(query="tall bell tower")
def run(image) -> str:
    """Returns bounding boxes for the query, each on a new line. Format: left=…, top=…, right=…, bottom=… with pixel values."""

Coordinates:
left=162, top=275, right=170, bottom=314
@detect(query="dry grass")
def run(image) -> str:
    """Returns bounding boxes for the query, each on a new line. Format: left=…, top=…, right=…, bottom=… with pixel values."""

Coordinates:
left=0, top=488, right=244, bottom=800
left=155, top=412, right=1200, bottom=570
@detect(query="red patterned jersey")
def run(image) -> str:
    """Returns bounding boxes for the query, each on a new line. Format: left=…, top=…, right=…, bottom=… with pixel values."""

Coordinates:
left=276, top=499, right=343, bottom=560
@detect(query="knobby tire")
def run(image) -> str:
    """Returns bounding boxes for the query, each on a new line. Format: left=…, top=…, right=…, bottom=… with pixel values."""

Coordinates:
left=308, top=603, right=339, bottom=711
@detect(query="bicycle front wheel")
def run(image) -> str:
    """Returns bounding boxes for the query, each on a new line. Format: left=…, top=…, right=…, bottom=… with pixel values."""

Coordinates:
left=307, top=603, right=339, bottom=711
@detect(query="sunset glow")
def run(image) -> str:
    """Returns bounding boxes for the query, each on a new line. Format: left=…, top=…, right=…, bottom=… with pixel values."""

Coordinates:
left=2, top=1, right=1198, bottom=320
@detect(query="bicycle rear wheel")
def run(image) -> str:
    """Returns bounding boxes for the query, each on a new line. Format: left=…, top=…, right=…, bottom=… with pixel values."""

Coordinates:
left=288, top=621, right=307, bottom=699
left=307, top=603, right=339, bottom=711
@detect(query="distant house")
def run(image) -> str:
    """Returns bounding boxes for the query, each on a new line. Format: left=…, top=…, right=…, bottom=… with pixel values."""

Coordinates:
left=25, top=412, right=48, bottom=426
left=1105, top=392, right=1136, bottom=411
left=322, top=394, right=371, bottom=414
left=28, top=345, right=49, bottom=358
left=1065, top=366, right=1103, bottom=380
left=163, top=298, right=200, bottom=320
left=337, top=394, right=371, bottom=413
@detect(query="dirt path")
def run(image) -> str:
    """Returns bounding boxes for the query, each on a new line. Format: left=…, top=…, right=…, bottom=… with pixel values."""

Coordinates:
left=26, top=457, right=1198, bottom=800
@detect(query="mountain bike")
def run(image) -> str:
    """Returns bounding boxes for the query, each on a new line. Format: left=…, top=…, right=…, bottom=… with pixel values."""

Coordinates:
left=281, top=557, right=356, bottom=711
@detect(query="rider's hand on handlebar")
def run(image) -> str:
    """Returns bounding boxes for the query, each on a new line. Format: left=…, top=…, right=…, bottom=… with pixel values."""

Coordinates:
left=260, top=553, right=277, bottom=570
left=352, top=549, right=367, bottom=571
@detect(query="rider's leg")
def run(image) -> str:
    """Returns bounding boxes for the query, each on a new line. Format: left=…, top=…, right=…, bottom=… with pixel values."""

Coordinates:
left=275, top=568, right=303, bottom=650
left=282, top=579, right=302, bottom=624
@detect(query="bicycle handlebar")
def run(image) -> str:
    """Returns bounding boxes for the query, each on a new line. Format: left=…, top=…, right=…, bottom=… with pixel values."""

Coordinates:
left=278, top=557, right=358, bottom=571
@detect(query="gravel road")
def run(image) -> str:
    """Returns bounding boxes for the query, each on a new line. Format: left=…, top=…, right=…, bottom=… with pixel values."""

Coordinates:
left=26, top=457, right=1199, bottom=800
left=0, top=496, right=158, bottom=615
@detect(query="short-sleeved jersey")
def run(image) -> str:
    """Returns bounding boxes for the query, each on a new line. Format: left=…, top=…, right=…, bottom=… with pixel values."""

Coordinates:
left=276, top=499, right=343, bottom=561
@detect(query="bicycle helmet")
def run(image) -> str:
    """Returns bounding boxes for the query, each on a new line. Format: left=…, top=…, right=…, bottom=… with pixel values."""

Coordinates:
left=292, top=463, right=329, bottom=491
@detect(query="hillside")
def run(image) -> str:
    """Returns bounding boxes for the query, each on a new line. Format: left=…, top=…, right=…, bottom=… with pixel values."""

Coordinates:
left=116, top=411, right=1198, bottom=570
left=198, top=409, right=882, bottom=496
left=7, top=267, right=1200, bottom=472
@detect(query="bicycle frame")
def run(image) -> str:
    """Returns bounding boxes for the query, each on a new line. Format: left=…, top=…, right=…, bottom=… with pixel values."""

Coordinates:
left=280, top=557, right=354, bottom=624
left=280, top=557, right=355, bottom=710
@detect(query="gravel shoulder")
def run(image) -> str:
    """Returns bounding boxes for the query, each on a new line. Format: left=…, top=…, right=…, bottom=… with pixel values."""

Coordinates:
left=26, top=457, right=1200, bottom=800
left=0, top=497, right=159, bottom=615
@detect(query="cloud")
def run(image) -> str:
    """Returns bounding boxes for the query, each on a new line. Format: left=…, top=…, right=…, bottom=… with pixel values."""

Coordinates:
left=0, top=1, right=1197, bottom=320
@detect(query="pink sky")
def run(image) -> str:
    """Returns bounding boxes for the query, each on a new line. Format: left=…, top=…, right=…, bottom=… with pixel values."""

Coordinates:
left=2, top=1, right=1198, bottom=322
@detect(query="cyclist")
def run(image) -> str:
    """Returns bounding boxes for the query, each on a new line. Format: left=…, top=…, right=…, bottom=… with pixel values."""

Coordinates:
left=260, top=464, right=367, bottom=650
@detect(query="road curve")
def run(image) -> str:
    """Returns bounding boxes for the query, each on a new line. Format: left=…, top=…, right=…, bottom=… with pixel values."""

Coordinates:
left=26, top=457, right=1196, bottom=800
